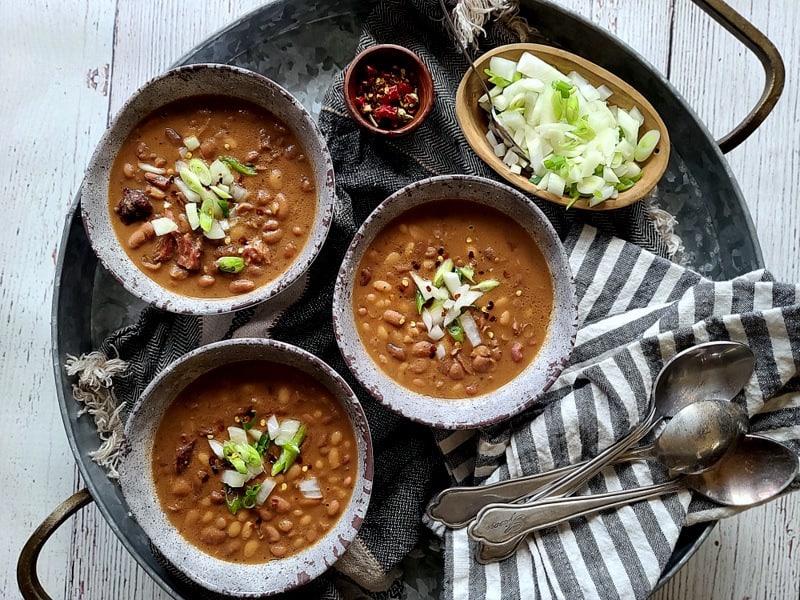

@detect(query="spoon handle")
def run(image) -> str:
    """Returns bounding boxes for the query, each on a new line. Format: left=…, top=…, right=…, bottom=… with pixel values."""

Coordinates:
left=469, top=479, right=685, bottom=550
left=426, top=463, right=577, bottom=528
left=524, top=416, right=657, bottom=502
left=426, top=439, right=658, bottom=528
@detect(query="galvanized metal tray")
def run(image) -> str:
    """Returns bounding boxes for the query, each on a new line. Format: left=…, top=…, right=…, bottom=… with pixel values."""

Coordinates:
left=31, top=0, right=784, bottom=598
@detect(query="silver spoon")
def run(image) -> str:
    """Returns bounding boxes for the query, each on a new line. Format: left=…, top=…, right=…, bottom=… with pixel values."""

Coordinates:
left=426, top=341, right=755, bottom=529
left=468, top=434, right=797, bottom=548
left=437, top=0, right=529, bottom=159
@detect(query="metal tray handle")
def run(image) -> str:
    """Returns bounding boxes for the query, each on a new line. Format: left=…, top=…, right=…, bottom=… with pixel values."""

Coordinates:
left=693, top=0, right=785, bottom=153
left=17, top=489, right=93, bottom=600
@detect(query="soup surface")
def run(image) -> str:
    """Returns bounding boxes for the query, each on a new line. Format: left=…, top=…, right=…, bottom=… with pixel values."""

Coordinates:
left=152, top=361, right=357, bottom=564
left=352, top=200, right=554, bottom=399
left=108, top=95, right=316, bottom=298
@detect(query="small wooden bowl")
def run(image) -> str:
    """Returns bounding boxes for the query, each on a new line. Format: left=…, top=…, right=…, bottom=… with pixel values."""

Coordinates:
left=344, top=44, right=435, bottom=137
left=456, top=43, right=670, bottom=211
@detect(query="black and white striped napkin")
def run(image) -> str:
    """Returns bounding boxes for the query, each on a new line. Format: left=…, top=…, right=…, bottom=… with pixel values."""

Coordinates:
left=431, top=223, right=800, bottom=600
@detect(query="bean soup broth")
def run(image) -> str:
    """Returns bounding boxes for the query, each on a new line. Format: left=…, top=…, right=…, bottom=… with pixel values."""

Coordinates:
left=352, top=200, right=554, bottom=399
left=108, top=95, right=316, bottom=298
left=152, top=361, right=357, bottom=563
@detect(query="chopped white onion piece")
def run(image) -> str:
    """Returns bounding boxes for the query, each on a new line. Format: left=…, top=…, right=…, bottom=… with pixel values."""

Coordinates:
left=203, top=219, right=226, bottom=240
left=230, top=183, right=250, bottom=202
left=274, top=419, right=301, bottom=446
left=207, top=438, right=224, bottom=459
left=221, top=469, right=247, bottom=488
left=634, top=129, right=661, bottom=162
left=255, top=478, right=277, bottom=505
left=138, top=162, right=166, bottom=175
left=428, top=324, right=445, bottom=341
left=227, top=426, right=248, bottom=445
left=248, top=427, right=263, bottom=442
left=267, top=415, right=280, bottom=439
left=460, top=312, right=482, bottom=347
left=183, top=135, right=200, bottom=151
left=435, top=343, right=446, bottom=359
left=151, top=217, right=178, bottom=236
left=298, top=477, right=323, bottom=499
left=185, top=203, right=200, bottom=230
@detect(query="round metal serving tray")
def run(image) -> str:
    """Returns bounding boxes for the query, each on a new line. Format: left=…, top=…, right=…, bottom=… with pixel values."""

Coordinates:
left=29, top=0, right=783, bottom=598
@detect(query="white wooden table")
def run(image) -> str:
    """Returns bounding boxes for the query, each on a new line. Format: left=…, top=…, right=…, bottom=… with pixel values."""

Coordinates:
left=2, top=1, right=798, bottom=598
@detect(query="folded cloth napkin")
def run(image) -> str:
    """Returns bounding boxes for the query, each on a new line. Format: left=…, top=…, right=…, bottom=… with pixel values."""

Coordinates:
left=64, top=1, right=799, bottom=599
left=430, top=223, right=800, bottom=600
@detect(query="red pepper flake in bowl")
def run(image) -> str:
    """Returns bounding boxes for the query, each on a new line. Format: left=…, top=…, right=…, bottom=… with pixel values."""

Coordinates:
left=354, top=63, right=421, bottom=130
left=344, top=44, right=435, bottom=137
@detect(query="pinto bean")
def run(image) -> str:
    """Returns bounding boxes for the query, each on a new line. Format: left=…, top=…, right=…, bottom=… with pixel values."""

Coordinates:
left=270, top=495, right=291, bottom=513
left=510, top=342, right=524, bottom=363
left=448, top=362, right=465, bottom=380
left=382, top=309, right=406, bottom=327
left=386, top=343, right=406, bottom=361
left=127, top=221, right=155, bottom=249
left=197, top=275, right=216, bottom=288
left=411, top=341, right=435, bottom=357
left=199, top=139, right=217, bottom=158
left=269, top=543, right=288, bottom=558
left=243, top=539, right=260, bottom=558
left=164, top=127, right=183, bottom=146
left=229, top=279, right=256, bottom=294
left=269, top=169, right=283, bottom=191
left=263, top=525, right=281, bottom=542
left=199, top=526, right=227, bottom=546
left=326, top=500, right=340, bottom=517
left=409, top=358, right=428, bottom=374
left=262, top=229, right=284, bottom=244
left=144, top=171, right=170, bottom=189
left=359, top=268, right=372, bottom=286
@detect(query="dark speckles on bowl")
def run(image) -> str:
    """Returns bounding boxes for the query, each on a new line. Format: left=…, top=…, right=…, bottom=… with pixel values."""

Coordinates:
left=81, top=63, right=335, bottom=315
left=118, top=338, right=373, bottom=597
left=332, top=175, right=578, bottom=429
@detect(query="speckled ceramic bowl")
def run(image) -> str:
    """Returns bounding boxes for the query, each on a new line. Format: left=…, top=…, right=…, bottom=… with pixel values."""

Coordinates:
left=332, top=175, right=578, bottom=429
left=81, top=63, right=335, bottom=314
left=118, top=338, right=373, bottom=597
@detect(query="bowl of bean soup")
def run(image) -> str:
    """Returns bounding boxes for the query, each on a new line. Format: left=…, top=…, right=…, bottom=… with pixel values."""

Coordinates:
left=333, top=175, right=578, bottom=429
left=118, top=338, right=373, bottom=596
left=81, top=63, right=335, bottom=314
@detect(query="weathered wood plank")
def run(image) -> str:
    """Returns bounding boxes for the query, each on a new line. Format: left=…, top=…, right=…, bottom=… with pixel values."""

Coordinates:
left=0, top=1, right=116, bottom=597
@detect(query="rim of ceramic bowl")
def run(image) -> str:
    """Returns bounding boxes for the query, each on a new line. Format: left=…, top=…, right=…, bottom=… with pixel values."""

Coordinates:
left=118, top=338, right=373, bottom=597
left=81, top=63, right=335, bottom=315
left=332, top=174, right=579, bottom=429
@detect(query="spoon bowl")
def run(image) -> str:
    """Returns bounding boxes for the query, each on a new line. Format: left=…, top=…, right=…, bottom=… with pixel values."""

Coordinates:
left=649, top=398, right=748, bottom=474
left=426, top=341, right=755, bottom=530
left=469, top=435, right=797, bottom=548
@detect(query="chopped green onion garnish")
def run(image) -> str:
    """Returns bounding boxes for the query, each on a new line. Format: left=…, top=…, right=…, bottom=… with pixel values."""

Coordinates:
left=471, top=279, right=500, bottom=293
left=432, top=257, right=454, bottom=287
left=447, top=319, right=464, bottom=343
left=179, top=166, right=204, bottom=195
left=242, top=483, right=261, bottom=509
left=220, top=155, right=257, bottom=176
left=216, top=256, right=245, bottom=274
left=271, top=423, right=306, bottom=476
left=199, top=197, right=215, bottom=232
left=210, top=184, right=232, bottom=199
left=456, top=265, right=475, bottom=283
left=225, top=488, right=242, bottom=514
left=188, top=158, right=212, bottom=185
left=414, top=289, right=425, bottom=314
left=255, top=430, right=270, bottom=455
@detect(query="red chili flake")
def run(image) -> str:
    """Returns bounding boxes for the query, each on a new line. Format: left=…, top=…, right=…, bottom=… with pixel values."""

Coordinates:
left=354, top=60, right=421, bottom=130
